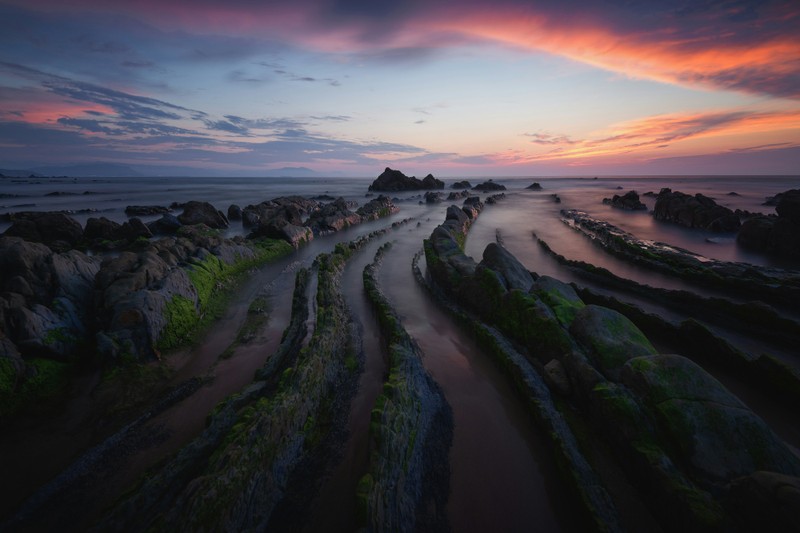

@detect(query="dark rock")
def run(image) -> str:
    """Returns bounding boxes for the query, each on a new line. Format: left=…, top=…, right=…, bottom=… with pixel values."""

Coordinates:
left=357, top=195, right=398, bottom=221
left=543, top=359, right=571, bottom=395
left=227, top=204, right=242, bottom=220
left=147, top=214, right=182, bottom=235
left=368, top=167, right=443, bottom=191
left=569, top=305, right=656, bottom=380
left=451, top=180, right=471, bottom=189
left=643, top=191, right=657, bottom=198
left=472, top=180, right=506, bottom=192
left=727, top=192, right=740, bottom=196
left=115, top=217, right=152, bottom=241
left=486, top=193, right=505, bottom=204
left=84, top=217, right=121, bottom=241
left=653, top=189, right=740, bottom=232
left=464, top=196, right=482, bottom=206
left=125, top=205, right=169, bottom=217
left=551, top=194, right=561, bottom=203
left=445, top=205, right=470, bottom=234
left=307, top=197, right=361, bottom=234
left=178, top=201, right=229, bottom=228
left=421, top=173, right=445, bottom=190
left=728, top=471, right=800, bottom=532
left=526, top=182, right=543, bottom=190
left=447, top=190, right=469, bottom=201
left=602, top=190, right=646, bottom=210
left=775, top=189, right=800, bottom=224
left=424, top=191, right=443, bottom=204
left=3, top=212, right=84, bottom=247
left=480, top=242, right=533, bottom=292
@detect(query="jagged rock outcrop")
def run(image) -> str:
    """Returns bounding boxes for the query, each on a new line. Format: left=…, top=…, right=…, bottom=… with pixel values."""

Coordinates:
left=738, top=189, right=800, bottom=258
left=368, top=167, right=444, bottom=192
left=424, top=191, right=442, bottom=203
left=357, top=195, right=398, bottom=221
left=423, top=206, right=800, bottom=531
left=653, top=188, right=740, bottom=231
left=451, top=180, right=471, bottom=189
left=307, top=197, right=361, bottom=234
left=603, top=190, right=646, bottom=210
left=0, top=237, right=99, bottom=360
left=178, top=201, right=229, bottom=229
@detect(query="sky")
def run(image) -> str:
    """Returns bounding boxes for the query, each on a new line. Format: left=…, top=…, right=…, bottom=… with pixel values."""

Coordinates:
left=0, top=0, right=799, bottom=177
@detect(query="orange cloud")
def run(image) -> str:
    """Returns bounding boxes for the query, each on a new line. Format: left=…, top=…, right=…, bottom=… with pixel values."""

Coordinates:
left=517, top=108, right=800, bottom=163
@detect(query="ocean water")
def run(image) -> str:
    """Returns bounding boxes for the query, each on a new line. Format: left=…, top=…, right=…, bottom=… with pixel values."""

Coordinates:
left=1, top=174, right=797, bottom=272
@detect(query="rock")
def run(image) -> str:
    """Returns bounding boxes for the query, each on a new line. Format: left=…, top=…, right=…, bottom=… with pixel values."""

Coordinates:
left=421, top=173, right=445, bottom=190
left=544, top=359, right=571, bottom=395
left=551, top=194, right=561, bottom=203
left=728, top=471, right=800, bottom=532
left=653, top=189, right=741, bottom=232
left=486, top=193, right=505, bottom=204
left=602, top=190, right=647, bottom=210
left=569, top=305, right=657, bottom=380
left=445, top=205, right=470, bottom=234
left=357, top=195, right=398, bottom=221
left=775, top=189, right=800, bottom=224
left=115, top=217, right=153, bottom=241
left=451, top=180, right=471, bottom=189
left=738, top=191, right=800, bottom=258
left=307, top=197, right=361, bottom=234
left=227, top=204, right=242, bottom=220
left=526, top=182, right=543, bottom=190
left=622, top=355, right=800, bottom=485
left=531, top=276, right=584, bottom=327
left=472, top=180, right=506, bottom=192
left=368, top=167, right=443, bottom=191
left=480, top=242, right=533, bottom=292
left=125, top=205, right=169, bottom=216
left=178, top=201, right=229, bottom=228
left=147, top=213, right=183, bottom=235
left=447, top=190, right=469, bottom=201
left=424, top=191, right=443, bottom=204
left=85, top=217, right=121, bottom=241
left=3, top=212, right=84, bottom=248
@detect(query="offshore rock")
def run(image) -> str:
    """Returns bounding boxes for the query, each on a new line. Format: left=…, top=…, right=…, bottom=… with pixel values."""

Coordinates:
left=653, top=188, right=740, bottom=232
left=451, top=180, right=471, bottom=189
left=472, top=180, right=506, bottom=192
left=125, top=205, right=169, bottom=216
left=603, top=190, right=646, bottom=210
left=738, top=189, right=800, bottom=258
left=526, top=182, right=543, bottom=190
left=368, top=167, right=443, bottom=191
left=307, top=197, right=361, bottom=234
left=357, top=195, right=398, bottom=221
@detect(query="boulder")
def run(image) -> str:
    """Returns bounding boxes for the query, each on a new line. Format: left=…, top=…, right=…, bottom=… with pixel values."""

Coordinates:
left=115, top=217, right=153, bottom=241
left=307, top=197, right=361, bottom=234
left=653, top=189, right=740, bottom=232
left=447, top=190, right=469, bottom=201
left=451, top=180, right=471, bottom=189
left=357, top=195, right=397, bottom=221
left=147, top=213, right=183, bottom=235
left=480, top=242, right=533, bottom=292
left=368, top=167, right=443, bottom=191
left=775, top=189, right=800, bottom=224
left=3, top=212, right=84, bottom=248
left=424, top=191, right=443, bottom=204
left=85, top=217, right=121, bottom=241
left=178, top=201, right=229, bottom=228
left=569, top=305, right=657, bottom=380
left=603, top=190, right=647, bottom=210
left=472, top=180, right=506, bottom=192
left=526, top=182, right=543, bottom=190
left=227, top=204, right=242, bottom=221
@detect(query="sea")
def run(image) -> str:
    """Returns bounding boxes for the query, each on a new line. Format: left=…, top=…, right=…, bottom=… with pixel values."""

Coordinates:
left=1, top=174, right=798, bottom=271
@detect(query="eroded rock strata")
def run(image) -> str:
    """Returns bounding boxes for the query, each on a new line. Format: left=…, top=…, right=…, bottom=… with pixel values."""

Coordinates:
left=423, top=202, right=800, bottom=531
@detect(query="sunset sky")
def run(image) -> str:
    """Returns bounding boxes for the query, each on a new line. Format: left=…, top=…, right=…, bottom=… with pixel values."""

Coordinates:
left=1, top=0, right=798, bottom=176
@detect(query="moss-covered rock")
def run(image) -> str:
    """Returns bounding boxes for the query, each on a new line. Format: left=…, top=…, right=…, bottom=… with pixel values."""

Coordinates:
left=570, top=305, right=656, bottom=380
